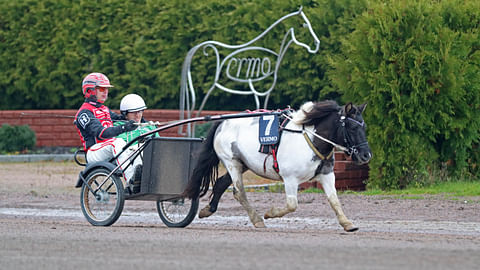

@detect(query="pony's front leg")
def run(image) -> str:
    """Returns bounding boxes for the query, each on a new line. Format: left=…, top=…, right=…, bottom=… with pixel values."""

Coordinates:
left=318, top=172, right=358, bottom=232
left=228, top=163, right=265, bottom=228
left=264, top=179, right=298, bottom=219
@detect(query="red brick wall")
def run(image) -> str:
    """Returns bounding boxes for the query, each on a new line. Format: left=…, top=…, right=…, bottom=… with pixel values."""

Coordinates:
left=0, top=109, right=369, bottom=190
left=0, top=110, right=80, bottom=147
left=0, top=109, right=232, bottom=147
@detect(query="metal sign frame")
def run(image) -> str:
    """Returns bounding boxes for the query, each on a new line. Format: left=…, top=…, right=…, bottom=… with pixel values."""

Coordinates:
left=179, top=6, right=320, bottom=136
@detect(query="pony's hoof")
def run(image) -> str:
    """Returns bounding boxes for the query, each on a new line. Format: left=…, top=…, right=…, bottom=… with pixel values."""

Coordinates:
left=198, top=206, right=214, bottom=218
left=264, top=207, right=276, bottom=219
left=344, top=224, right=359, bottom=232
left=254, top=221, right=266, bottom=228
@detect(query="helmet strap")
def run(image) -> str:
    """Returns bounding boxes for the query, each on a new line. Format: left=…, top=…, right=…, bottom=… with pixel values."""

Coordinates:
left=87, top=92, right=98, bottom=101
left=85, top=96, right=103, bottom=107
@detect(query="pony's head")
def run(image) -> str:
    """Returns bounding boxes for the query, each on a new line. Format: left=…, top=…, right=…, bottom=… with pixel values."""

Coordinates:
left=291, top=6, right=320, bottom=54
left=338, top=103, right=372, bottom=165
left=292, top=100, right=372, bottom=165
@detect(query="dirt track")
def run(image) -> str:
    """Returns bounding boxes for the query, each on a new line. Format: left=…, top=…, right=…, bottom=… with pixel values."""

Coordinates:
left=1, top=162, right=479, bottom=270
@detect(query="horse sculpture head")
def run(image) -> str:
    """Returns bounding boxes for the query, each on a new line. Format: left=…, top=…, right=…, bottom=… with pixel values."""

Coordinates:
left=290, top=6, right=320, bottom=54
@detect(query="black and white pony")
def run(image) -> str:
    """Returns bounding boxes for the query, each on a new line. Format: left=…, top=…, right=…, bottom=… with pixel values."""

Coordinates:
left=183, top=100, right=372, bottom=231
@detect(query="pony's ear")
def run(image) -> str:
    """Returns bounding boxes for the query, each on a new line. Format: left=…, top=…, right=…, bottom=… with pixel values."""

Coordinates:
left=344, top=102, right=354, bottom=115
left=358, top=103, right=367, bottom=113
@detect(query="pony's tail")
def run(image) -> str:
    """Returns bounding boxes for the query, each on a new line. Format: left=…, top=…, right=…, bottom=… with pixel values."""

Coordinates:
left=182, top=121, right=222, bottom=199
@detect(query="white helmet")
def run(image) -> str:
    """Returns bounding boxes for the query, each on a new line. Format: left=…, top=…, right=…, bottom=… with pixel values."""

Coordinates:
left=120, top=94, right=147, bottom=113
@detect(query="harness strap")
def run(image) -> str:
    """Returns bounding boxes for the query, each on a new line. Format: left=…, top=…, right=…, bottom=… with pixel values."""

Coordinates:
left=271, top=147, right=279, bottom=172
left=302, top=132, right=334, bottom=160
left=282, top=113, right=349, bottom=153
left=281, top=127, right=302, bottom=133
left=263, top=146, right=280, bottom=173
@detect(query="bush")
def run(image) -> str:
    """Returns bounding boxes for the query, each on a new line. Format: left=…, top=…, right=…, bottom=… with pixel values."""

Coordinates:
left=328, top=0, right=480, bottom=189
left=194, top=122, right=213, bottom=138
left=0, top=124, right=36, bottom=153
left=0, top=0, right=343, bottom=111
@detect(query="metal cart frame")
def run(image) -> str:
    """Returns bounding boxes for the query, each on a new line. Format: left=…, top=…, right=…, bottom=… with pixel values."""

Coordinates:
left=74, top=111, right=279, bottom=227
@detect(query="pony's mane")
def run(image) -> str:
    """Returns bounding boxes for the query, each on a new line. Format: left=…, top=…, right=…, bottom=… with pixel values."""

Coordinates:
left=291, top=100, right=340, bottom=126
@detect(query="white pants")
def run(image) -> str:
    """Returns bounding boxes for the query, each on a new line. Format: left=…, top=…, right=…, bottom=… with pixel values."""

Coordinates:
left=86, top=138, right=142, bottom=184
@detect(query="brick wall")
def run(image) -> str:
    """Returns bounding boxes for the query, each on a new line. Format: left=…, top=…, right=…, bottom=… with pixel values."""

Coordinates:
left=0, top=109, right=230, bottom=147
left=0, top=110, right=80, bottom=147
left=0, top=109, right=368, bottom=190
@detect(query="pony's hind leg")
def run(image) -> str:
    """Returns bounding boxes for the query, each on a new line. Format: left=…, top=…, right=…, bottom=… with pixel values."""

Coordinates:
left=227, top=162, right=265, bottom=228
left=198, top=173, right=232, bottom=218
left=318, top=172, right=358, bottom=232
left=264, top=178, right=298, bottom=219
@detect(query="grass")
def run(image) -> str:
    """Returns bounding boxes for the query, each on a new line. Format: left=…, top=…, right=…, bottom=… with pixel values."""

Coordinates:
left=295, top=180, right=480, bottom=198
left=362, top=181, right=480, bottom=197
left=301, top=187, right=324, bottom=194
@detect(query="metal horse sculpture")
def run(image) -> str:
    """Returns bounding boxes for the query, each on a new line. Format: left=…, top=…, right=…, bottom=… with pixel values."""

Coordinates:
left=183, top=100, right=372, bottom=231
left=179, top=7, right=320, bottom=136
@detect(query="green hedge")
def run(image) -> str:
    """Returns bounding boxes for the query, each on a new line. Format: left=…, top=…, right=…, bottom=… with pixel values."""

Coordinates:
left=329, top=0, right=480, bottom=188
left=0, top=0, right=344, bottom=110
left=0, top=124, right=36, bottom=153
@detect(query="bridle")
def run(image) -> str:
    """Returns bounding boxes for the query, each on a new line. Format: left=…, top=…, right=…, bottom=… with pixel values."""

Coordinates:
left=338, top=115, right=369, bottom=157
left=282, top=112, right=369, bottom=158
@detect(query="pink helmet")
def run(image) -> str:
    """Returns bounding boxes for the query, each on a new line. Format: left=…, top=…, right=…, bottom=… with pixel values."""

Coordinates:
left=82, top=73, right=114, bottom=98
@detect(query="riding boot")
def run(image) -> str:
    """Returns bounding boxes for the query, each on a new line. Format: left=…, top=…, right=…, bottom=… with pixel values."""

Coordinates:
left=129, top=165, right=143, bottom=193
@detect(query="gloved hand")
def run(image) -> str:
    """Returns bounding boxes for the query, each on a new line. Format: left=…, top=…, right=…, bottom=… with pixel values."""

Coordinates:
left=101, top=120, right=138, bottom=138
left=122, top=120, right=138, bottom=132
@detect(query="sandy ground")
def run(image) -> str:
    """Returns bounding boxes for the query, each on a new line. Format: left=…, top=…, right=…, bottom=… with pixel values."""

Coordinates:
left=0, top=162, right=479, bottom=270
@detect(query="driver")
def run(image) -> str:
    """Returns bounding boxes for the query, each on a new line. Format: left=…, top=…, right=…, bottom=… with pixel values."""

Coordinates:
left=74, top=72, right=138, bottom=187
left=113, top=94, right=159, bottom=193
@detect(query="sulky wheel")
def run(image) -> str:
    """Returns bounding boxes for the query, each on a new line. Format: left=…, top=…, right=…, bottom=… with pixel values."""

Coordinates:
left=156, top=197, right=199, bottom=228
left=80, top=168, right=125, bottom=226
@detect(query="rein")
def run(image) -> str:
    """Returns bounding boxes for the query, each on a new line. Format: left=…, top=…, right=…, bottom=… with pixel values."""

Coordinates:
left=281, top=113, right=361, bottom=158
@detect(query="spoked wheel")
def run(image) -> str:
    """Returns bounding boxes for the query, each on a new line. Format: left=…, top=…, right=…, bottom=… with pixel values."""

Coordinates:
left=156, top=197, right=199, bottom=227
left=80, top=168, right=125, bottom=226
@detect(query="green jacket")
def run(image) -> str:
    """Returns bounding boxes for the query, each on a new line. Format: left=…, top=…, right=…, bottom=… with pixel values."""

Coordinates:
left=114, top=121, right=158, bottom=144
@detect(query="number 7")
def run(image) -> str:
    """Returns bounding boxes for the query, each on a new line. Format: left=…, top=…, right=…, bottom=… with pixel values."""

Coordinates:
left=263, top=115, right=275, bottom=136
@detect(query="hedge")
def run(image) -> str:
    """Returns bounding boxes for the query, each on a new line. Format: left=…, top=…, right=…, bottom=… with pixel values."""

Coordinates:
left=0, top=124, right=36, bottom=153
left=0, top=0, right=347, bottom=110
left=328, top=0, right=480, bottom=188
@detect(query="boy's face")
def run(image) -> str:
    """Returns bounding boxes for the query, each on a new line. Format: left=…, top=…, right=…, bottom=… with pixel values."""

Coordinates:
left=126, top=110, right=143, bottom=123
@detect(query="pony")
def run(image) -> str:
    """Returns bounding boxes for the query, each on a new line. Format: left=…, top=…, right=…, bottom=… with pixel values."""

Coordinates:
left=179, top=7, right=320, bottom=136
left=183, top=100, right=372, bottom=231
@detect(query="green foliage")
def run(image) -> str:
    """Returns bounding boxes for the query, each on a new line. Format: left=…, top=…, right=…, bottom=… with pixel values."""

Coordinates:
left=194, top=122, right=213, bottom=138
left=328, top=0, right=480, bottom=189
left=267, top=182, right=285, bottom=193
left=0, top=0, right=342, bottom=110
left=300, top=187, right=324, bottom=194
left=362, top=180, right=480, bottom=197
left=469, top=143, right=480, bottom=176
left=0, top=124, right=36, bottom=153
